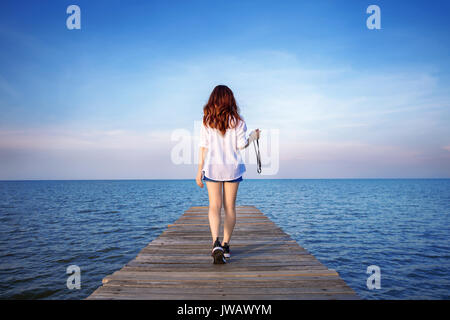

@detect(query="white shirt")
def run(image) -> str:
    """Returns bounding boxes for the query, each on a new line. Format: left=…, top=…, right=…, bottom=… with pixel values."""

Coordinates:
left=199, top=119, right=248, bottom=181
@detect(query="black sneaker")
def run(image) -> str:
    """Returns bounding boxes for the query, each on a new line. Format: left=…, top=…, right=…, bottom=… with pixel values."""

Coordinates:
left=222, top=242, right=231, bottom=259
left=211, top=237, right=226, bottom=264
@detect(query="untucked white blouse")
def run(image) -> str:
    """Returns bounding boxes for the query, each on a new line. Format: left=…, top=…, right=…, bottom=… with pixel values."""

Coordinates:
left=199, top=119, right=248, bottom=181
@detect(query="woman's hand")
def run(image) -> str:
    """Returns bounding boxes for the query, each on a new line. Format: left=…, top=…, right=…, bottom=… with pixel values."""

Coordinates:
left=248, top=129, right=261, bottom=143
left=196, top=170, right=204, bottom=188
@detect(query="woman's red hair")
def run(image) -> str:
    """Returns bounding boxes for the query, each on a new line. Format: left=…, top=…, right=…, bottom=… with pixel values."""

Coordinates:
left=203, top=85, right=243, bottom=135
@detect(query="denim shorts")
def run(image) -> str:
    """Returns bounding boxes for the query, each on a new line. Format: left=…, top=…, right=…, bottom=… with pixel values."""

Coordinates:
left=202, top=175, right=243, bottom=183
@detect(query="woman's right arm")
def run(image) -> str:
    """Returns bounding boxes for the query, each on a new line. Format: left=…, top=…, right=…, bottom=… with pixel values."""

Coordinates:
left=196, top=147, right=207, bottom=188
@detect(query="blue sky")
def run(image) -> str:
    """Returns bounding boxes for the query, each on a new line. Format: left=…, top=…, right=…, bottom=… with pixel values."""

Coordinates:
left=0, top=0, right=449, bottom=179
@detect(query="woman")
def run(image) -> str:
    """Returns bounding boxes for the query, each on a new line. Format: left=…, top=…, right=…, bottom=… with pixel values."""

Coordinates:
left=196, top=85, right=260, bottom=264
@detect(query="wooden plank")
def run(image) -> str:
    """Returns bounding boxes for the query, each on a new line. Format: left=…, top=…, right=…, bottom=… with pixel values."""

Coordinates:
left=87, top=205, right=358, bottom=300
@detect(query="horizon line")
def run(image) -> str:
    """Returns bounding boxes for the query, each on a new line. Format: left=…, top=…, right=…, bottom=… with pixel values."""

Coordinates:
left=1, top=177, right=449, bottom=182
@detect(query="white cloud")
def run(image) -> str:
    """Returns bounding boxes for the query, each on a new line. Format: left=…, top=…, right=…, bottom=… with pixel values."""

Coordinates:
left=153, top=50, right=447, bottom=133
left=0, top=128, right=172, bottom=151
left=1, top=50, right=449, bottom=178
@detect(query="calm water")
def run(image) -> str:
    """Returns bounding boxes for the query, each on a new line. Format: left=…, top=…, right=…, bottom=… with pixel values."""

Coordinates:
left=0, top=179, right=449, bottom=300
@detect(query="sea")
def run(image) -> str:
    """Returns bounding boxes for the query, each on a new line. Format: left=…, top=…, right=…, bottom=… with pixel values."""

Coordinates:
left=0, top=179, right=449, bottom=299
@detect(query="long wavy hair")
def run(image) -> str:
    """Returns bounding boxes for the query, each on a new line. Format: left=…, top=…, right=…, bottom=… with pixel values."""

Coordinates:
left=203, top=85, right=243, bottom=136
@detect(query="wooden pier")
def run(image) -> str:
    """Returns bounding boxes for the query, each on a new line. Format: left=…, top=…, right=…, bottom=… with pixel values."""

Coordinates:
left=87, top=206, right=358, bottom=300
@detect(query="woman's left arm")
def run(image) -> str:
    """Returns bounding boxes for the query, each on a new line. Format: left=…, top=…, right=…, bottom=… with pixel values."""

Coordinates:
left=239, top=129, right=260, bottom=150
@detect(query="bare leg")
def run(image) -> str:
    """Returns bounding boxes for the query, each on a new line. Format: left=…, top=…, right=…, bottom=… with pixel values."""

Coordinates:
left=205, top=181, right=223, bottom=243
left=222, top=181, right=240, bottom=244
